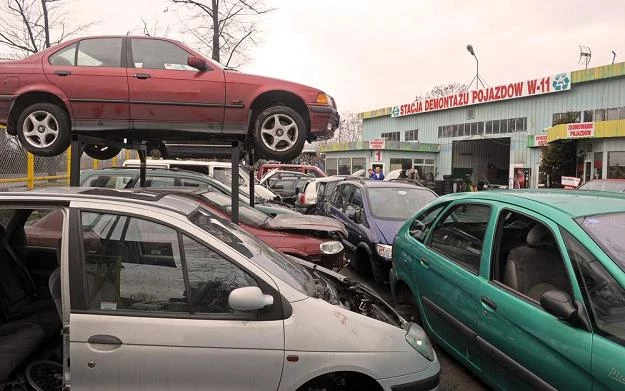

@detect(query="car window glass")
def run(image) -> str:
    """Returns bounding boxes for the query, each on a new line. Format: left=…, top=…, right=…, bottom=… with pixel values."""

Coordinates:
left=83, top=174, right=134, bottom=189
left=182, top=235, right=257, bottom=314
left=169, top=164, right=209, bottom=175
left=49, top=43, right=77, bottom=66
left=179, top=178, right=214, bottom=190
left=430, top=203, right=491, bottom=274
left=80, top=212, right=187, bottom=313
left=333, top=184, right=353, bottom=210
left=492, top=210, right=572, bottom=301
left=410, top=203, right=447, bottom=242
left=145, top=176, right=175, bottom=188
left=76, top=38, right=123, bottom=67
left=212, top=167, right=233, bottom=184
left=132, top=39, right=195, bottom=71
left=564, top=231, right=625, bottom=347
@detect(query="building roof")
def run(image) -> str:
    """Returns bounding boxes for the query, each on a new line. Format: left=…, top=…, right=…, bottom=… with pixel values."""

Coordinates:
left=359, top=61, right=625, bottom=120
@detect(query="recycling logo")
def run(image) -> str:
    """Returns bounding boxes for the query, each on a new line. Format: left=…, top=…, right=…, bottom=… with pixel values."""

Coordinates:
left=552, top=73, right=570, bottom=91
left=392, top=106, right=400, bottom=117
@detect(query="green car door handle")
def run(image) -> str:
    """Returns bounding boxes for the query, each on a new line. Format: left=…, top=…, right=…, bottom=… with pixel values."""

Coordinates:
left=481, top=296, right=497, bottom=311
left=419, top=258, right=430, bottom=268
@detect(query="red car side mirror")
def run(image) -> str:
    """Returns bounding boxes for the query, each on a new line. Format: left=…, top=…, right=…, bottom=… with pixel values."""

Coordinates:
left=188, top=56, right=208, bottom=71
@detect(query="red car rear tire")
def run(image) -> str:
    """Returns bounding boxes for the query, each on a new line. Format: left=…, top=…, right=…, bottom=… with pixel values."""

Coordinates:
left=16, top=103, right=71, bottom=157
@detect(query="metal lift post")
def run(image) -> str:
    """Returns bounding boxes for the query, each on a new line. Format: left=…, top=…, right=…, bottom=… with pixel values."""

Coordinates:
left=231, top=140, right=240, bottom=224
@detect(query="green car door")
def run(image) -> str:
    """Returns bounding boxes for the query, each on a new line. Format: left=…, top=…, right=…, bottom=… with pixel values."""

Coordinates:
left=409, top=201, right=494, bottom=373
left=477, top=205, right=593, bottom=390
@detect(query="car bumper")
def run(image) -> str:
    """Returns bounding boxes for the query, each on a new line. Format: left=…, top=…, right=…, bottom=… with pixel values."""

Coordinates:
left=0, top=94, right=16, bottom=128
left=378, top=367, right=440, bottom=391
left=294, top=202, right=315, bottom=212
left=308, top=105, right=339, bottom=140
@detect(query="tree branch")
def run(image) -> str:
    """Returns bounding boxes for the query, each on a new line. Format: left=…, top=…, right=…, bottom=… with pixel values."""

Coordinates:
left=225, top=27, right=252, bottom=67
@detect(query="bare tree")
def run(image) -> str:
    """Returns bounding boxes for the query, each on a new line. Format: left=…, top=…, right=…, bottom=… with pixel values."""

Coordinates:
left=0, top=0, right=93, bottom=57
left=314, top=111, right=362, bottom=153
left=415, top=82, right=468, bottom=101
left=171, top=0, right=274, bottom=67
left=137, top=17, right=171, bottom=38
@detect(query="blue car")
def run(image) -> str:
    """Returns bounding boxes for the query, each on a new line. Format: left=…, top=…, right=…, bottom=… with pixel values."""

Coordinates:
left=322, top=179, right=437, bottom=283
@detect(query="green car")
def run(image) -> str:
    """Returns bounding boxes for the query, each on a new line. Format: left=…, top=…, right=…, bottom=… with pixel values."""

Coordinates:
left=390, top=190, right=625, bottom=391
left=80, top=167, right=298, bottom=216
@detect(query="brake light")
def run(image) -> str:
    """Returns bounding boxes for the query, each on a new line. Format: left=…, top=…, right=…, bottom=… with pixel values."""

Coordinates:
left=299, top=193, right=306, bottom=204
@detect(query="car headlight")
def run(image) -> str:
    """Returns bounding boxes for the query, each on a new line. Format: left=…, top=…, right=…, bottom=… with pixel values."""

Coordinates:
left=315, top=93, right=332, bottom=105
left=406, top=323, right=435, bottom=361
left=320, top=241, right=343, bottom=255
left=376, top=244, right=392, bottom=260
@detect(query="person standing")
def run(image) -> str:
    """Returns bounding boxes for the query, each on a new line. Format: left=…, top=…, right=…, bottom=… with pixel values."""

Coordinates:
left=368, top=168, right=374, bottom=178
left=372, top=166, right=385, bottom=180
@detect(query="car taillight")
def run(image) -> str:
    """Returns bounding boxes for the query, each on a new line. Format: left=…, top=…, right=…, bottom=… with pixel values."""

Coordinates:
left=299, top=193, right=306, bottom=204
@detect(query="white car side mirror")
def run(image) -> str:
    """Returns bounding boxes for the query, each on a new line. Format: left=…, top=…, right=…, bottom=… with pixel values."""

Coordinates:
left=228, top=286, right=274, bottom=311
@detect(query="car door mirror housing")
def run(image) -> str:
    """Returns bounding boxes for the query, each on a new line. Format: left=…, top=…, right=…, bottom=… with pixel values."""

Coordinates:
left=188, top=56, right=208, bottom=71
left=540, top=289, right=577, bottom=321
left=228, top=286, right=274, bottom=311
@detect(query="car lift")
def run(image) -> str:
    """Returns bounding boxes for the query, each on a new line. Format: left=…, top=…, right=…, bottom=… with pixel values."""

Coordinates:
left=68, top=134, right=255, bottom=225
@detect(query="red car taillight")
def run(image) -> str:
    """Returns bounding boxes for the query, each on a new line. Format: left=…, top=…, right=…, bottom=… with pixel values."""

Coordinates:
left=299, top=193, right=306, bottom=204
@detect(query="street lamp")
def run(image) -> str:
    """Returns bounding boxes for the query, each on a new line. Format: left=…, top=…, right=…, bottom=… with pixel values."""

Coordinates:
left=466, top=44, right=486, bottom=90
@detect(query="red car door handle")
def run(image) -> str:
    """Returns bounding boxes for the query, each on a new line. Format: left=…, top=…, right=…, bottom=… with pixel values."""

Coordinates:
left=54, top=70, right=71, bottom=76
left=133, top=73, right=151, bottom=79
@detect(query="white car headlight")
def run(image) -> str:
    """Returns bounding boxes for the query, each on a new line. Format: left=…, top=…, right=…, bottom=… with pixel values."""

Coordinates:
left=320, top=241, right=343, bottom=255
left=376, top=244, right=392, bottom=260
left=406, top=323, right=435, bottom=361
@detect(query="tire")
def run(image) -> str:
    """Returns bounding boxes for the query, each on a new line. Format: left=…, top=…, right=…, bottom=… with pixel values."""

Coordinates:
left=16, top=103, right=71, bottom=156
left=254, top=105, right=306, bottom=162
left=371, top=261, right=387, bottom=285
left=84, top=144, right=122, bottom=160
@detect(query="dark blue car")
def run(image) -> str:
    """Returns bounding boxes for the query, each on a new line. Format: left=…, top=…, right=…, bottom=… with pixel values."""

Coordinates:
left=322, top=179, right=437, bottom=284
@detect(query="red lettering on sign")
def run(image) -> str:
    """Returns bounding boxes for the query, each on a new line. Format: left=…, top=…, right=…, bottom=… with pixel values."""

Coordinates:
left=513, top=82, right=523, bottom=96
left=527, top=79, right=537, bottom=94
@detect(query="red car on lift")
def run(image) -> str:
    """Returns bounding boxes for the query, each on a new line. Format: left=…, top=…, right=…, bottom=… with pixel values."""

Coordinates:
left=0, top=36, right=339, bottom=162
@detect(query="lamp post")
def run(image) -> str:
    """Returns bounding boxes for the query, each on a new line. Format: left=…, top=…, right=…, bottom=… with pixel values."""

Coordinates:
left=466, top=44, right=486, bottom=90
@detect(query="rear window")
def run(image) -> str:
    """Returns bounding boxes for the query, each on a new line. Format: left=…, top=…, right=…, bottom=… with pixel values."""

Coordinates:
left=367, top=187, right=437, bottom=220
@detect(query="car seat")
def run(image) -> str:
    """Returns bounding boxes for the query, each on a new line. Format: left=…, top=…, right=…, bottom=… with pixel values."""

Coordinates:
left=503, top=224, right=570, bottom=301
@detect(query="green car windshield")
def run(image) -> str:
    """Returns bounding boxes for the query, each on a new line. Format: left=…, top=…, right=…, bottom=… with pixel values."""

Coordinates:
left=578, top=213, right=625, bottom=271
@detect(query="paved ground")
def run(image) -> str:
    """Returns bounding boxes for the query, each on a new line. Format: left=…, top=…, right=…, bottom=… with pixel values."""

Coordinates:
left=339, top=267, right=488, bottom=391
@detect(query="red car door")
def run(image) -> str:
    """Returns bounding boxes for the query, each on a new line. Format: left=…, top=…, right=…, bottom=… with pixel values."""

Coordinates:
left=127, top=38, right=226, bottom=133
left=43, top=37, right=130, bottom=131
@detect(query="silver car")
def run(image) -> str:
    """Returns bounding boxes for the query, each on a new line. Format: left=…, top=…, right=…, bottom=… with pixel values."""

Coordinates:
left=0, top=188, right=439, bottom=391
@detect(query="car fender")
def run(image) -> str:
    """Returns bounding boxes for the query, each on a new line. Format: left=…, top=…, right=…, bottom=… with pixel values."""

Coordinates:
left=280, top=361, right=381, bottom=391
left=10, top=83, right=72, bottom=118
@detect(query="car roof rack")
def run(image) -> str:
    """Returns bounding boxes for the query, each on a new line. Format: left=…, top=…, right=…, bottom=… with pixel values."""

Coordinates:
left=68, top=135, right=252, bottom=225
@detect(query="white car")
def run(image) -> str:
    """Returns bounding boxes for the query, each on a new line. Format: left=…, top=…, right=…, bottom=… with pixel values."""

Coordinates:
left=0, top=188, right=440, bottom=391
left=122, top=159, right=279, bottom=201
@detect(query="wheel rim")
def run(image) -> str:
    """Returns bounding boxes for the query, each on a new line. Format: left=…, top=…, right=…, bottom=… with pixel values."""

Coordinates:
left=22, top=110, right=60, bottom=149
left=260, top=114, right=298, bottom=152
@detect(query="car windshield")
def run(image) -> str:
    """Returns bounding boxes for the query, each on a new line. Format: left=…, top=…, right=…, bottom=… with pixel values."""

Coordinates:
left=367, top=187, right=437, bottom=220
left=199, top=191, right=270, bottom=227
left=189, top=208, right=314, bottom=296
left=578, top=213, right=625, bottom=271
left=579, top=181, right=625, bottom=193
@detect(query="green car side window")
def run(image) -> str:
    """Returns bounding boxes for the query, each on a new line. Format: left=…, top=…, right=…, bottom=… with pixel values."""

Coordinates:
left=429, top=203, right=491, bottom=274
left=564, top=231, right=625, bottom=347
left=409, top=204, right=447, bottom=242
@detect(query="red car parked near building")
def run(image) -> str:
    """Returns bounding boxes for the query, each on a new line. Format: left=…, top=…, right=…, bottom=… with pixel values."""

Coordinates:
left=0, top=36, right=339, bottom=161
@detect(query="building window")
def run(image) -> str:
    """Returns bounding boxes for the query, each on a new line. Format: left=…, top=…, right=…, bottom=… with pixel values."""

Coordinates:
left=476, top=122, right=484, bottom=135
left=607, top=108, right=619, bottom=121
left=583, top=110, right=594, bottom=122
left=492, top=120, right=500, bottom=133
left=515, top=118, right=526, bottom=131
left=594, top=152, right=603, bottom=179
left=413, top=158, right=436, bottom=180
left=325, top=158, right=338, bottom=176
left=485, top=121, right=493, bottom=134
left=608, top=152, right=625, bottom=179
left=390, top=158, right=412, bottom=171
left=620, top=107, right=625, bottom=120
left=467, top=108, right=475, bottom=120
left=507, top=119, right=515, bottom=133
left=352, top=158, right=366, bottom=173
left=381, top=131, right=400, bottom=141
left=338, top=158, right=351, bottom=175
left=500, top=119, right=508, bottom=133
left=595, top=109, right=606, bottom=121
left=405, top=129, right=419, bottom=141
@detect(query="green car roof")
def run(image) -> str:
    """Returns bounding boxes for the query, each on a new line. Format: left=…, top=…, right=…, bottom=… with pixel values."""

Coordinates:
left=436, top=189, right=625, bottom=218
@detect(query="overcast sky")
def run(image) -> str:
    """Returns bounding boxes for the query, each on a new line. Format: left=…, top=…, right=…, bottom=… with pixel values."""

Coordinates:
left=62, top=0, right=625, bottom=112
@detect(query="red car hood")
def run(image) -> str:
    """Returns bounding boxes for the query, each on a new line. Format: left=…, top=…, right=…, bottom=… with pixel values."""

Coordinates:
left=263, top=214, right=347, bottom=237
left=225, top=70, right=323, bottom=94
